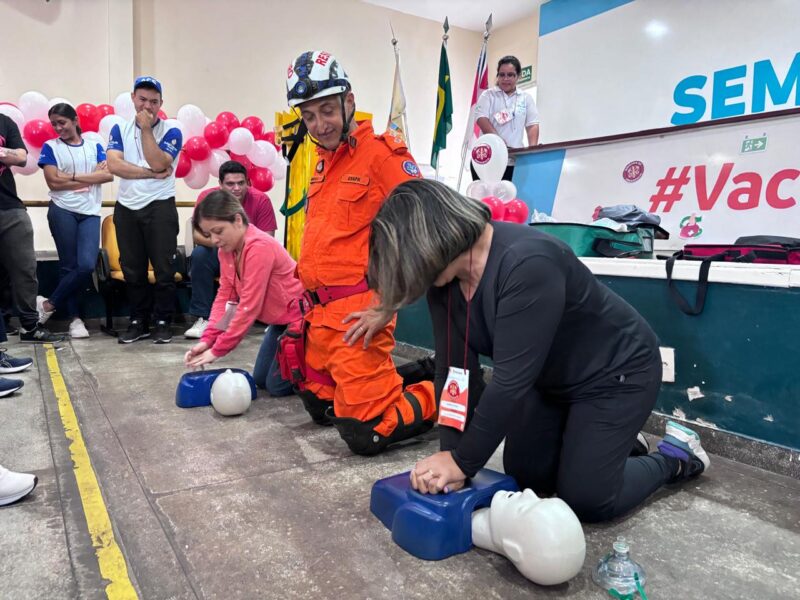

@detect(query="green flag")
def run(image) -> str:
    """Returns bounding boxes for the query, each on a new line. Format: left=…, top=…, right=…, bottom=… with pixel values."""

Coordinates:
left=431, top=41, right=453, bottom=169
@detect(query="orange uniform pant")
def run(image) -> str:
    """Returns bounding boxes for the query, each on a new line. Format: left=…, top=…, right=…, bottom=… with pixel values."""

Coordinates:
left=304, top=320, right=436, bottom=437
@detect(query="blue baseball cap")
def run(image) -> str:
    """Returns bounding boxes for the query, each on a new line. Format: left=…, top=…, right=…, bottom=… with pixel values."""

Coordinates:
left=133, top=76, right=162, bottom=94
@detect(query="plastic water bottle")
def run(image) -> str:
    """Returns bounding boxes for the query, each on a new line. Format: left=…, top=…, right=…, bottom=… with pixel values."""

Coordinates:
left=592, top=536, right=647, bottom=597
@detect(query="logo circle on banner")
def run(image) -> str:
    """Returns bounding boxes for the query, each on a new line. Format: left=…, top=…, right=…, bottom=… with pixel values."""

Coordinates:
left=623, top=160, right=644, bottom=183
left=447, top=381, right=460, bottom=398
left=402, top=160, right=420, bottom=177
left=472, top=144, right=492, bottom=165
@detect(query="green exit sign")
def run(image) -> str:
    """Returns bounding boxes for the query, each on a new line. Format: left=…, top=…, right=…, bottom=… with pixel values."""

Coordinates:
left=741, top=136, right=767, bottom=153
left=518, top=65, right=533, bottom=85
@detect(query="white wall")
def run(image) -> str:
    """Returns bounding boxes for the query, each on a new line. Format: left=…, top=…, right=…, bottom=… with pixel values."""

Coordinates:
left=538, top=0, right=800, bottom=143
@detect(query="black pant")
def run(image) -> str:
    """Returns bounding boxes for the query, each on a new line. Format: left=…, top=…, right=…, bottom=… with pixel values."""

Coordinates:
left=503, top=354, right=674, bottom=523
left=0, top=208, right=39, bottom=330
left=470, top=164, right=514, bottom=182
left=113, top=198, right=179, bottom=323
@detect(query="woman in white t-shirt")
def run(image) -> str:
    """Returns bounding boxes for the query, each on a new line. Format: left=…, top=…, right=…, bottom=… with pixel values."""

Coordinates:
left=37, top=103, right=113, bottom=338
left=473, top=56, right=540, bottom=181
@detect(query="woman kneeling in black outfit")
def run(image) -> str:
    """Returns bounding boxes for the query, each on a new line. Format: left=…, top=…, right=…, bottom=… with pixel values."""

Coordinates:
left=368, top=179, right=709, bottom=522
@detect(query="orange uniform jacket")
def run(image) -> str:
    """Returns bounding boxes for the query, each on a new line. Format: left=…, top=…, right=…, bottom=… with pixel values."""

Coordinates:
left=297, top=120, right=435, bottom=436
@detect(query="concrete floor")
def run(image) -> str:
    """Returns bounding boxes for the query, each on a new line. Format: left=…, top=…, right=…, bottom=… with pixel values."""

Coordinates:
left=1, top=326, right=799, bottom=600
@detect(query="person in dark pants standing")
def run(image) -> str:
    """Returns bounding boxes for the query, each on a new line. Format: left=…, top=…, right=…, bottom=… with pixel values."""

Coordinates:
left=368, top=179, right=710, bottom=523
left=0, top=114, right=65, bottom=343
left=107, top=77, right=183, bottom=344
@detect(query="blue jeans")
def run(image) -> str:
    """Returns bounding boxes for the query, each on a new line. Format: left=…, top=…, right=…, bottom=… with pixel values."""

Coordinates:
left=189, top=245, right=219, bottom=318
left=47, top=204, right=100, bottom=319
left=253, top=324, right=293, bottom=396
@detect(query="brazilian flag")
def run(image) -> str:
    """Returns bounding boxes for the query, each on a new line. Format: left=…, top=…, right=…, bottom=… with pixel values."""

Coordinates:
left=431, top=41, right=453, bottom=169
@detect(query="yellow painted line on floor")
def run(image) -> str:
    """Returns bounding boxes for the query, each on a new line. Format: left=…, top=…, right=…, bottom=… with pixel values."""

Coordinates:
left=45, top=344, right=139, bottom=600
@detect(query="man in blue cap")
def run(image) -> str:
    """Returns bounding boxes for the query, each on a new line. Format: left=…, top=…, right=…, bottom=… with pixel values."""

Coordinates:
left=107, top=77, right=183, bottom=344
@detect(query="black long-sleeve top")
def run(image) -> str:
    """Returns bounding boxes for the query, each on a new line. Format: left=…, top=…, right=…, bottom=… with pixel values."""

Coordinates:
left=427, top=222, right=659, bottom=477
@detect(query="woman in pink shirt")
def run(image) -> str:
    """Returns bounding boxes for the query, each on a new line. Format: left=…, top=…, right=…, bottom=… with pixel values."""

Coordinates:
left=184, top=190, right=303, bottom=395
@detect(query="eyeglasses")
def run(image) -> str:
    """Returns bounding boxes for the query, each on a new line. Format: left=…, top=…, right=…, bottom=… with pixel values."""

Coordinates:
left=497, top=73, right=518, bottom=79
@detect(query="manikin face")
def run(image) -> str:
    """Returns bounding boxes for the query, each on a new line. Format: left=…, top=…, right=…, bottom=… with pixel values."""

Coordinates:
left=198, top=215, right=246, bottom=253
left=299, top=92, right=355, bottom=151
left=50, top=114, right=79, bottom=142
left=220, top=173, right=249, bottom=202
left=497, top=62, right=519, bottom=94
left=485, top=489, right=586, bottom=585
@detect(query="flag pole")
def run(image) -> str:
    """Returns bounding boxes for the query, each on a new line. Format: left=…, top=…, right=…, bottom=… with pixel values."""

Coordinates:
left=457, top=14, right=492, bottom=192
left=435, top=16, right=449, bottom=183
left=389, top=22, right=410, bottom=147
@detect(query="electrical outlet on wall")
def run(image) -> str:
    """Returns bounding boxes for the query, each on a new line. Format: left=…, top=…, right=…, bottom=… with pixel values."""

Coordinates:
left=660, top=347, right=675, bottom=383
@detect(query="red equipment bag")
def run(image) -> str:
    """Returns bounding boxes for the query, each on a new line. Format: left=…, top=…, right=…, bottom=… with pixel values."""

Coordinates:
left=665, top=236, right=800, bottom=315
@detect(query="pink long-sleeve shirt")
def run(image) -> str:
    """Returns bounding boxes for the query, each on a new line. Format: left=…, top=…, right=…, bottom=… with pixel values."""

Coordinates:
left=201, top=224, right=303, bottom=357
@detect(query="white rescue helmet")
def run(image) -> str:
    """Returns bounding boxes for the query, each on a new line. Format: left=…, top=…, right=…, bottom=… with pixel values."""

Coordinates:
left=286, top=50, right=351, bottom=108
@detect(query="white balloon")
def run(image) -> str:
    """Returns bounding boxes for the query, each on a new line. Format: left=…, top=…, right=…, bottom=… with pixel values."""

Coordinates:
left=0, top=105, right=25, bottom=131
left=176, top=104, right=206, bottom=139
left=113, top=92, right=136, bottom=121
left=184, top=160, right=210, bottom=189
left=18, top=91, right=49, bottom=122
left=12, top=148, right=40, bottom=176
left=471, top=133, right=508, bottom=183
left=472, top=489, right=586, bottom=586
left=465, top=180, right=491, bottom=200
left=82, top=132, right=103, bottom=148
left=210, top=369, right=252, bottom=416
left=202, top=149, right=229, bottom=179
left=48, top=97, right=74, bottom=109
left=228, top=127, right=254, bottom=155
left=164, top=118, right=185, bottom=137
left=270, top=156, right=287, bottom=181
left=99, top=115, right=125, bottom=143
left=247, top=139, right=278, bottom=168
left=491, top=180, right=517, bottom=202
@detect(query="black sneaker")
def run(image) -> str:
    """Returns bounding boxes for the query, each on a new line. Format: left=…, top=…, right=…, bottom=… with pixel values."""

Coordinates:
left=4, top=320, right=19, bottom=336
left=152, top=320, right=172, bottom=344
left=118, top=320, right=150, bottom=344
left=19, top=324, right=65, bottom=343
left=396, top=355, right=436, bottom=387
left=630, top=431, right=650, bottom=457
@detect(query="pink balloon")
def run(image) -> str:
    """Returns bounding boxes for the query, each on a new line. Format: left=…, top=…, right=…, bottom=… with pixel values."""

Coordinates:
left=203, top=149, right=230, bottom=179
left=22, top=119, right=56, bottom=148
left=480, top=196, right=506, bottom=221
left=175, top=152, right=192, bottom=178
left=248, top=166, right=274, bottom=192
left=203, top=121, right=228, bottom=149
left=184, top=136, right=211, bottom=161
left=503, top=199, right=530, bottom=224
left=12, top=148, right=40, bottom=176
left=184, top=160, right=210, bottom=189
left=240, top=116, right=265, bottom=139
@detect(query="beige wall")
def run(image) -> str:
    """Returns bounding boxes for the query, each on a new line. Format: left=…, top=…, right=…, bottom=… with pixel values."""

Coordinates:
left=489, top=12, right=539, bottom=87
left=1, top=0, right=538, bottom=250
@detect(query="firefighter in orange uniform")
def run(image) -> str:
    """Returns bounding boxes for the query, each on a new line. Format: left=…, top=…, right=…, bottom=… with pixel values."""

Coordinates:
left=286, top=50, right=436, bottom=455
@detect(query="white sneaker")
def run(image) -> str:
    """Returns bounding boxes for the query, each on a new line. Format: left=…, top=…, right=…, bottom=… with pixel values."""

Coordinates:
left=36, top=295, right=55, bottom=324
left=69, top=318, right=90, bottom=339
left=184, top=317, right=209, bottom=339
left=0, top=464, right=38, bottom=506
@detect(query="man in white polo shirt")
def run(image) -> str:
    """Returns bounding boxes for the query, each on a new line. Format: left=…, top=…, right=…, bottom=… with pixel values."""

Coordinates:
left=473, top=55, right=540, bottom=182
left=107, top=77, right=183, bottom=344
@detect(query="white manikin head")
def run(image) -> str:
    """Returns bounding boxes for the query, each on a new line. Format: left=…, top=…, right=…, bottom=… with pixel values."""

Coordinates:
left=210, top=369, right=252, bottom=416
left=472, top=489, right=586, bottom=586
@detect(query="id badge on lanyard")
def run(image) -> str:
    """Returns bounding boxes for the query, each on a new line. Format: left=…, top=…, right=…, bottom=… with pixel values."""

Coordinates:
left=437, top=252, right=473, bottom=432
left=439, top=366, right=469, bottom=431
left=494, top=110, right=512, bottom=125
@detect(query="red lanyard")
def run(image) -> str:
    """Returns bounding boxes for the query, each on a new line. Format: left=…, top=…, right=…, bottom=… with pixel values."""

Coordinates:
left=446, top=249, right=472, bottom=370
